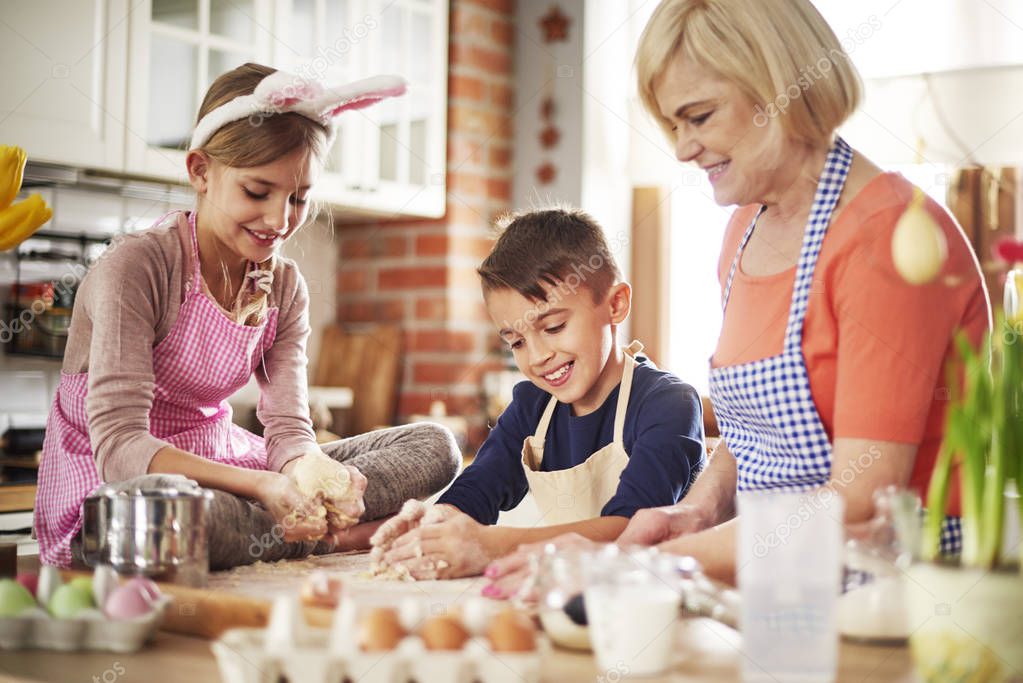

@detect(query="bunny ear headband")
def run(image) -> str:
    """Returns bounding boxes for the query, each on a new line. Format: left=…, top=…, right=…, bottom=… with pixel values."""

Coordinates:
left=189, top=71, right=408, bottom=151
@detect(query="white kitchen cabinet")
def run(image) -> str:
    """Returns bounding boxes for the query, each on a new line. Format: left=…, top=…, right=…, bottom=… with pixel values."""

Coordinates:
left=0, top=0, right=129, bottom=172
left=3, top=0, right=447, bottom=218
left=125, top=0, right=275, bottom=183
left=272, top=0, right=449, bottom=218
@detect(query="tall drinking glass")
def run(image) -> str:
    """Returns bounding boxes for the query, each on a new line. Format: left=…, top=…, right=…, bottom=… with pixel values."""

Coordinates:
left=737, top=489, right=844, bottom=683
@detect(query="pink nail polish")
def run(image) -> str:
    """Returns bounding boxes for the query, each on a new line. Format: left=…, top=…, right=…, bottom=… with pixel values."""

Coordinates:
left=481, top=584, right=497, bottom=597
left=484, top=565, right=498, bottom=579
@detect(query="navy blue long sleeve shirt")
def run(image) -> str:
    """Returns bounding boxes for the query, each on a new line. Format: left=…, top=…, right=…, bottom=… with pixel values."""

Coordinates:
left=438, top=358, right=706, bottom=524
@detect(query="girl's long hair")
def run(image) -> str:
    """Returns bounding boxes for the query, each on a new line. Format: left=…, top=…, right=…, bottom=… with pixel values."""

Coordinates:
left=195, top=62, right=328, bottom=325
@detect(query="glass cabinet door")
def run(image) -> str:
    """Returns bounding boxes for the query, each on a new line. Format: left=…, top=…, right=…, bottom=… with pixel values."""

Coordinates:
left=276, top=0, right=357, bottom=186
left=146, top=0, right=258, bottom=152
left=362, top=0, right=441, bottom=191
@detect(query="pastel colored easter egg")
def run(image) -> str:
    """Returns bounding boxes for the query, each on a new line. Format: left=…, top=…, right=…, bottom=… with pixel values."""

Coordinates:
left=125, top=576, right=161, bottom=604
left=48, top=583, right=94, bottom=619
left=0, top=579, right=37, bottom=617
left=104, top=582, right=155, bottom=620
left=14, top=573, right=38, bottom=598
left=891, top=202, right=947, bottom=285
left=67, top=577, right=95, bottom=605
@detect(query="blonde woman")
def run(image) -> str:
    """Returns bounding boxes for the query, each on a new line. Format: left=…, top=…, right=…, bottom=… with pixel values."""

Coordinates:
left=486, top=0, right=989, bottom=587
left=36, top=63, right=461, bottom=570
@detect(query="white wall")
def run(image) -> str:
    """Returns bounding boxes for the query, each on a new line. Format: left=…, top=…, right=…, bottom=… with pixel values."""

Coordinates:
left=811, top=0, right=1023, bottom=165
left=511, top=0, right=586, bottom=210
left=510, top=0, right=634, bottom=302
left=812, top=0, right=1023, bottom=78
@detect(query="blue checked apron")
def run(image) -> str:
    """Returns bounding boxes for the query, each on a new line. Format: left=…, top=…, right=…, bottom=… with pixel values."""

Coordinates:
left=708, top=136, right=961, bottom=555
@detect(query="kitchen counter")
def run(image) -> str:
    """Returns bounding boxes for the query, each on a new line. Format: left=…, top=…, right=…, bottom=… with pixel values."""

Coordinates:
left=0, top=620, right=916, bottom=682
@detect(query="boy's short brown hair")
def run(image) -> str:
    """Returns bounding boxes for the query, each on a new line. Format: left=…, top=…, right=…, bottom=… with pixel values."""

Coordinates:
left=478, top=208, right=623, bottom=303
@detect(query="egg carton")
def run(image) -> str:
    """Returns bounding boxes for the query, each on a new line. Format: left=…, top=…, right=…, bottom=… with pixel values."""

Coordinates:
left=212, top=596, right=543, bottom=683
left=0, top=597, right=171, bottom=653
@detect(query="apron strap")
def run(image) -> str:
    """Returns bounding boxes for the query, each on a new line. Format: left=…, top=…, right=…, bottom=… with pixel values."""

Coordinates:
left=530, top=339, right=644, bottom=462
left=532, top=395, right=559, bottom=442
left=719, top=136, right=853, bottom=352
left=721, top=206, right=766, bottom=312
left=186, top=210, right=203, bottom=288
left=613, top=341, right=642, bottom=445
left=782, top=136, right=853, bottom=350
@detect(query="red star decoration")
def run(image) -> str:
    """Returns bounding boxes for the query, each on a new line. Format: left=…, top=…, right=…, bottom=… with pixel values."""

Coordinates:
left=539, top=6, right=570, bottom=43
left=540, top=97, right=556, bottom=120
left=539, top=125, right=561, bottom=149
left=536, top=162, right=557, bottom=185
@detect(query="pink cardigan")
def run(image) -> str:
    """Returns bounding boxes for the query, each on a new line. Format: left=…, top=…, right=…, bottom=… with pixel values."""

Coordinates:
left=61, top=215, right=318, bottom=480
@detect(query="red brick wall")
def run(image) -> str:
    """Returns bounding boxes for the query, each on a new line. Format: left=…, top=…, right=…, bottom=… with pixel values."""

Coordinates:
left=334, top=0, right=515, bottom=450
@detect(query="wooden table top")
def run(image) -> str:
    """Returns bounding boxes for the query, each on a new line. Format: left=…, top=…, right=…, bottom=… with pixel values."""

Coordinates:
left=4, top=554, right=918, bottom=683
left=0, top=620, right=916, bottom=683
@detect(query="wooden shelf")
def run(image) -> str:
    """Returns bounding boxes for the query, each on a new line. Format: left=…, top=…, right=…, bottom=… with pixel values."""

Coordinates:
left=0, top=484, right=36, bottom=512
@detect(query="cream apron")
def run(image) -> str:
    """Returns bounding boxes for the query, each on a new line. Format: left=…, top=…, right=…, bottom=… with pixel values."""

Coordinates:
left=520, top=341, right=643, bottom=526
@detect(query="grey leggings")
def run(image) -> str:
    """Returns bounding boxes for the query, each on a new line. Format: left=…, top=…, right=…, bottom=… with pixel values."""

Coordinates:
left=76, top=422, right=461, bottom=570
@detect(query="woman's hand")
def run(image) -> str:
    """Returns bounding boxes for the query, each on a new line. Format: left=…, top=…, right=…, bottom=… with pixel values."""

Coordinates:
left=383, top=508, right=495, bottom=580
left=616, top=503, right=714, bottom=546
left=482, top=532, right=600, bottom=602
left=253, top=471, right=328, bottom=542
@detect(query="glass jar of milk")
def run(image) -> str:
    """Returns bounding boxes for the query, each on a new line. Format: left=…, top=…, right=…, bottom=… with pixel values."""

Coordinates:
left=583, top=546, right=683, bottom=677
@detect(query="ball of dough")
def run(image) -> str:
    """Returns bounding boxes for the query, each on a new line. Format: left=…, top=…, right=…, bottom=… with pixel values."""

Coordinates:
left=291, top=454, right=359, bottom=526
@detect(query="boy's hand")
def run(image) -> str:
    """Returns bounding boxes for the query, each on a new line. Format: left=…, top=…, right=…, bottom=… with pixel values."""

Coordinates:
left=616, top=503, right=711, bottom=546
left=382, top=508, right=492, bottom=580
left=482, top=532, right=599, bottom=601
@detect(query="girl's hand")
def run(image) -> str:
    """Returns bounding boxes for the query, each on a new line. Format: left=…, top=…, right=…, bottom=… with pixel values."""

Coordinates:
left=324, top=463, right=367, bottom=529
left=383, top=509, right=493, bottom=580
left=254, top=471, right=328, bottom=542
left=282, top=452, right=368, bottom=532
left=482, top=533, right=600, bottom=602
left=616, top=503, right=711, bottom=547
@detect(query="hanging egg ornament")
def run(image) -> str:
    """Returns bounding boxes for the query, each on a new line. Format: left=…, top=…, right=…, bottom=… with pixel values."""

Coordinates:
left=891, top=187, right=947, bottom=285
left=994, top=238, right=1023, bottom=326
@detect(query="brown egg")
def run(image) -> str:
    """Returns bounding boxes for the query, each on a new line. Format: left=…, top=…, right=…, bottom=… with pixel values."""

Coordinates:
left=420, top=613, right=470, bottom=651
left=358, top=607, right=406, bottom=652
left=487, top=609, right=538, bottom=652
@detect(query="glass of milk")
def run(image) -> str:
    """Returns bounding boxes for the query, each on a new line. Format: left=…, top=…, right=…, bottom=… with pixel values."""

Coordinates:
left=737, top=489, right=844, bottom=683
left=583, top=546, right=683, bottom=677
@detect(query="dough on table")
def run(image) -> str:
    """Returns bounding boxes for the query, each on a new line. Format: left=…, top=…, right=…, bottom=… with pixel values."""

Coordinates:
left=366, top=500, right=449, bottom=581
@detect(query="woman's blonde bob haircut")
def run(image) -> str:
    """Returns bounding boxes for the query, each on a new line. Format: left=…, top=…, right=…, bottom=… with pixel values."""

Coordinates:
left=636, top=0, right=863, bottom=149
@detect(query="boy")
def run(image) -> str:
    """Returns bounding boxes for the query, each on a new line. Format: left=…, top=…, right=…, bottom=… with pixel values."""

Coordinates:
left=374, top=208, right=705, bottom=582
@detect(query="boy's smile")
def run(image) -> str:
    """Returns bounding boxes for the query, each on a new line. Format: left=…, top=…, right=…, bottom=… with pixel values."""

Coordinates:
left=487, top=282, right=631, bottom=416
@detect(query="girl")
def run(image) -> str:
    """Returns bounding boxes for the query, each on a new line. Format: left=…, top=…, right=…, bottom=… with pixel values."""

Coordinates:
left=36, top=63, right=461, bottom=570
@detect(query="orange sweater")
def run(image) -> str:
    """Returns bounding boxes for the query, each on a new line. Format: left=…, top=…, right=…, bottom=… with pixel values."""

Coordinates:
left=713, top=173, right=991, bottom=514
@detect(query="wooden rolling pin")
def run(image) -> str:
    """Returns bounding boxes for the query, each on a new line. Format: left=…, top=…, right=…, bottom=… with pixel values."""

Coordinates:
left=62, top=570, right=333, bottom=639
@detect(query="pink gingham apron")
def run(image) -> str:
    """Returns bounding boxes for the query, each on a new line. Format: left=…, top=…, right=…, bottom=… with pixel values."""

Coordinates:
left=36, top=210, right=278, bottom=566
